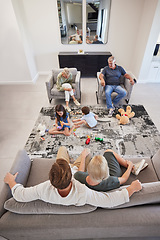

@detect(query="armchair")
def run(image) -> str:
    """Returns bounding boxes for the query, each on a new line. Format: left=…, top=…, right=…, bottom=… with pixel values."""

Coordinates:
left=45, top=68, right=81, bottom=104
left=96, top=70, right=136, bottom=105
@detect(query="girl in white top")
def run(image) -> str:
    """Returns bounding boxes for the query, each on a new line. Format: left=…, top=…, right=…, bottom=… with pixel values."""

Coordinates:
left=72, top=106, right=98, bottom=128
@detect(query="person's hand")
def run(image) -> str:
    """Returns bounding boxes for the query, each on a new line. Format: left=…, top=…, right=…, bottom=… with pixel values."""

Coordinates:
left=100, top=79, right=105, bottom=87
left=130, top=79, right=135, bottom=85
left=130, top=180, right=142, bottom=192
left=126, top=179, right=142, bottom=197
left=126, top=160, right=133, bottom=169
left=81, top=148, right=90, bottom=158
left=4, top=172, right=18, bottom=184
left=60, top=121, right=64, bottom=126
left=64, top=88, right=72, bottom=91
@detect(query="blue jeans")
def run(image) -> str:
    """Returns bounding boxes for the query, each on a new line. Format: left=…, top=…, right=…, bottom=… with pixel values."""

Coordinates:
left=105, top=85, right=127, bottom=109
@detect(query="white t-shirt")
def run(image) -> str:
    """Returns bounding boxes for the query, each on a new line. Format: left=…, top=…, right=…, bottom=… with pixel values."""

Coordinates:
left=11, top=179, right=129, bottom=208
left=81, top=112, right=97, bottom=128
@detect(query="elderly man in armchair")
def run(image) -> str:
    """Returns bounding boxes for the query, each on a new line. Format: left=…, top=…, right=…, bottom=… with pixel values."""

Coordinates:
left=99, top=56, right=135, bottom=117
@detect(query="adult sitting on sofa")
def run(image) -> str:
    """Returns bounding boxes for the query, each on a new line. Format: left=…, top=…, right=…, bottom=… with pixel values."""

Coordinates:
left=4, top=146, right=142, bottom=208
left=1, top=147, right=160, bottom=239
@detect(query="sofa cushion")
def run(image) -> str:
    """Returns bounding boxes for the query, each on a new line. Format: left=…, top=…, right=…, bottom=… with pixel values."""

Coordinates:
left=26, top=158, right=55, bottom=187
left=121, top=157, right=158, bottom=185
left=4, top=198, right=97, bottom=215
left=151, top=148, right=160, bottom=180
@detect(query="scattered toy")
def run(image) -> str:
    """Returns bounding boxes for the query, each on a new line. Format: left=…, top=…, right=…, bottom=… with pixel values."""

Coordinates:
left=95, top=137, right=103, bottom=142
left=85, top=136, right=90, bottom=145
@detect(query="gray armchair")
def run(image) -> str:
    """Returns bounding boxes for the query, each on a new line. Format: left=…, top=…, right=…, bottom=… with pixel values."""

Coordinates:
left=45, top=68, right=81, bottom=103
left=96, top=70, right=136, bottom=105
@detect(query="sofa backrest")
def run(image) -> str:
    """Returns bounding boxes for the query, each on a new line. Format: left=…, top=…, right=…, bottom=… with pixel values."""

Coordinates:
left=52, top=68, right=78, bottom=84
left=151, top=148, right=160, bottom=180
left=0, top=150, right=31, bottom=218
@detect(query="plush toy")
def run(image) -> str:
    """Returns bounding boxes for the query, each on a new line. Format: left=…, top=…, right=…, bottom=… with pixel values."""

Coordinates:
left=116, top=106, right=135, bottom=125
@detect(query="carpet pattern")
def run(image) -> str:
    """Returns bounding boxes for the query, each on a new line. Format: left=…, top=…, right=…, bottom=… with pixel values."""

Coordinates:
left=24, top=105, right=160, bottom=160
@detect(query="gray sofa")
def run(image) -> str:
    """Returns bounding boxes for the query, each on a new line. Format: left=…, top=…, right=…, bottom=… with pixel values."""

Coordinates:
left=1, top=149, right=160, bottom=240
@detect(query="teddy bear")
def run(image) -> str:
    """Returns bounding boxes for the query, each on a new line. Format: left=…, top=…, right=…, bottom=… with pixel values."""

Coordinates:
left=116, top=105, right=135, bottom=125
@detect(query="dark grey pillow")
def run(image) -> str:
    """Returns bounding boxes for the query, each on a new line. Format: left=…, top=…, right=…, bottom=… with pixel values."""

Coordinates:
left=0, top=150, right=31, bottom=217
left=4, top=198, right=97, bottom=215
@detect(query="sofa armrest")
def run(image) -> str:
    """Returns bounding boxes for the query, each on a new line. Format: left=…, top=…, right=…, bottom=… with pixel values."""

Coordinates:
left=0, top=150, right=31, bottom=218
left=74, top=71, right=81, bottom=100
left=124, top=72, right=137, bottom=98
left=123, top=77, right=133, bottom=100
left=97, top=72, right=104, bottom=95
left=152, top=148, right=160, bottom=180
left=45, top=74, right=54, bottom=101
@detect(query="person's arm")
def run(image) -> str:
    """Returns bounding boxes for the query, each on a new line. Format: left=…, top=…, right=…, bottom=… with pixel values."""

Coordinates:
left=4, top=172, right=51, bottom=202
left=61, top=116, right=70, bottom=126
left=99, top=73, right=105, bottom=87
left=78, top=148, right=91, bottom=172
left=124, top=73, right=135, bottom=85
left=72, top=118, right=81, bottom=123
left=4, top=172, right=40, bottom=202
left=64, top=73, right=73, bottom=91
left=56, top=73, right=65, bottom=91
left=118, top=160, right=133, bottom=185
left=86, top=180, right=142, bottom=208
left=55, top=117, right=59, bottom=128
left=94, top=114, right=98, bottom=120
left=126, top=179, right=142, bottom=197
left=63, top=87, right=72, bottom=91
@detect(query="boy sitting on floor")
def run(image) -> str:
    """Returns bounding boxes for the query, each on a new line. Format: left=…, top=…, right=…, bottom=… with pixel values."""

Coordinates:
left=72, top=106, right=98, bottom=128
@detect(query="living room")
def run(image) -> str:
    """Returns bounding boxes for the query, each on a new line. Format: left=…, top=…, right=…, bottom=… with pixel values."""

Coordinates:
left=1, top=1, right=160, bottom=239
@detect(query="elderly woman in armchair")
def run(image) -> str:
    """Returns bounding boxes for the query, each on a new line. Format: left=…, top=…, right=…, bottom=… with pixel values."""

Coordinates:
left=56, top=68, right=80, bottom=112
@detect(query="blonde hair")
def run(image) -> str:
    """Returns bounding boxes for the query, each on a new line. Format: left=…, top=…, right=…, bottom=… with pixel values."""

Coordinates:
left=87, top=155, right=110, bottom=183
left=62, top=67, right=70, bottom=77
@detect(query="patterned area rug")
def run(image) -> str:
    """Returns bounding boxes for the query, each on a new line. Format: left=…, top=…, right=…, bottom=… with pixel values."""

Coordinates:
left=25, top=105, right=160, bottom=160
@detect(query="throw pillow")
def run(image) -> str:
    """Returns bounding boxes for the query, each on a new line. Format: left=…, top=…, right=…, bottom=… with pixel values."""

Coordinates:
left=4, top=198, right=97, bottom=215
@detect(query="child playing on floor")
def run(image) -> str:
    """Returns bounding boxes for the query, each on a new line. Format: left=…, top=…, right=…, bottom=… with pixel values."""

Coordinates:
left=72, top=106, right=98, bottom=128
left=48, top=104, right=75, bottom=136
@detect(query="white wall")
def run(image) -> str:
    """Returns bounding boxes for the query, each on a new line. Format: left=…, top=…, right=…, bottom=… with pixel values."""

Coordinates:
left=12, top=0, right=38, bottom=81
left=138, top=0, right=160, bottom=82
left=107, top=0, right=146, bottom=74
left=0, top=0, right=159, bottom=83
left=21, top=0, right=60, bottom=74
left=0, top=0, right=32, bottom=83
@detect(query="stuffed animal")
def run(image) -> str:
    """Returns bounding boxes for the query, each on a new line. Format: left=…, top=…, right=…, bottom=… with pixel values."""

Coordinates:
left=116, top=106, right=135, bottom=125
